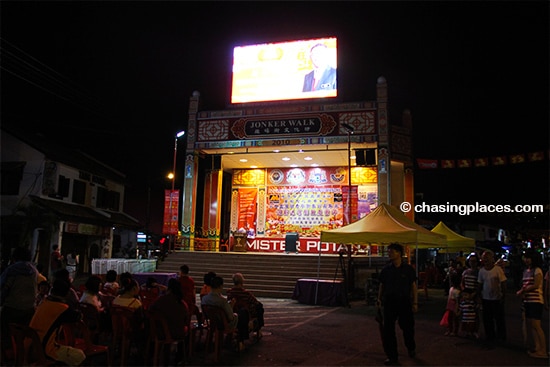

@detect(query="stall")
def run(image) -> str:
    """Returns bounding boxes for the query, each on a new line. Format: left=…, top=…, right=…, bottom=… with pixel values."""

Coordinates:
left=431, top=221, right=476, bottom=254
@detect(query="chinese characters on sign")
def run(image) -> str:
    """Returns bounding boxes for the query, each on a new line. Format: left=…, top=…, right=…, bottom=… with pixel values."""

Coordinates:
left=162, top=189, right=179, bottom=235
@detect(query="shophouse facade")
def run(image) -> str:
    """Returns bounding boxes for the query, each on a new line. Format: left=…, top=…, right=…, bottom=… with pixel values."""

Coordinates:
left=1, top=126, right=141, bottom=278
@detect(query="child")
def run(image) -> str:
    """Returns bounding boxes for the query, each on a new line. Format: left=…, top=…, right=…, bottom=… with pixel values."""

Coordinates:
left=102, top=269, right=120, bottom=296
left=459, top=288, right=478, bottom=338
left=35, top=280, right=51, bottom=308
left=445, top=274, right=461, bottom=336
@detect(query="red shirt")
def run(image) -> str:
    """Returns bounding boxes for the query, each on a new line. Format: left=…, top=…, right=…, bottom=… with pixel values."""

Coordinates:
left=50, top=250, right=63, bottom=270
left=178, top=275, right=196, bottom=306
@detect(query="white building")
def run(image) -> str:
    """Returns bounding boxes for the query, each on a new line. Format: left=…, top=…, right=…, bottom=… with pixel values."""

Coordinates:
left=1, top=125, right=141, bottom=277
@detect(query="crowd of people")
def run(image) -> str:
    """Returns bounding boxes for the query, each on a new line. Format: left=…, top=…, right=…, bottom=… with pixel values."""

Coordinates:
left=377, top=243, right=549, bottom=366
left=0, top=244, right=264, bottom=366
left=2, top=241, right=548, bottom=366
left=436, top=248, right=549, bottom=359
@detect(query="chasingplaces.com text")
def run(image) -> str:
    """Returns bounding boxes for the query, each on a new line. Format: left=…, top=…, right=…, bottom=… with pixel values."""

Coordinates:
left=400, top=201, right=546, bottom=216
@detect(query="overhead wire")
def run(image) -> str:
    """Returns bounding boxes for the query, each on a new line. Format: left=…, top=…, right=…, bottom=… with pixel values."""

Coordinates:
left=0, top=37, right=118, bottom=126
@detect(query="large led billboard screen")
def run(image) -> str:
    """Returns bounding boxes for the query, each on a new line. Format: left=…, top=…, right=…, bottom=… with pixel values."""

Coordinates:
left=231, top=37, right=337, bottom=104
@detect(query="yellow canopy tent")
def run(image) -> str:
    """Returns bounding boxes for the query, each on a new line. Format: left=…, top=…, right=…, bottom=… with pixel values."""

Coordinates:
left=317, top=203, right=446, bottom=304
left=320, top=203, right=447, bottom=247
left=431, top=221, right=475, bottom=253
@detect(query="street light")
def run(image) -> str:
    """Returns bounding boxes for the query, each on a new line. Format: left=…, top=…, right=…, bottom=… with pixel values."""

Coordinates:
left=341, top=123, right=355, bottom=297
left=168, top=130, right=185, bottom=253
left=341, top=123, right=354, bottom=224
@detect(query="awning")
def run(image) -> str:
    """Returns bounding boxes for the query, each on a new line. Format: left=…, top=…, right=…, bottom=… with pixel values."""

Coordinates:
left=30, top=195, right=142, bottom=229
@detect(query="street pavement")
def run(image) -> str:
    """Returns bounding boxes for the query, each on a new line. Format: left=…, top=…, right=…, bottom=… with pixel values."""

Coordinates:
left=188, top=287, right=550, bottom=367
left=71, top=275, right=549, bottom=366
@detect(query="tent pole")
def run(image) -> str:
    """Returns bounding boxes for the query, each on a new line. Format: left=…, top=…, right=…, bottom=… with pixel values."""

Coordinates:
left=416, top=241, right=419, bottom=288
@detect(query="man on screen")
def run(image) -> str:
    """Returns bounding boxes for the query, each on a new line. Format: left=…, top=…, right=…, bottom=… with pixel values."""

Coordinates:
left=302, top=43, right=336, bottom=92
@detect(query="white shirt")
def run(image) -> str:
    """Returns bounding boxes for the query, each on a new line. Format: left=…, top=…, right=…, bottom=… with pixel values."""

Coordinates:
left=478, top=265, right=507, bottom=300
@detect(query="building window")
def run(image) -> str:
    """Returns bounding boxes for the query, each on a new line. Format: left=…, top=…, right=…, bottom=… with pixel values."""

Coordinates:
left=72, top=180, right=86, bottom=204
left=1, top=162, right=25, bottom=195
left=58, top=175, right=70, bottom=197
left=96, top=187, right=120, bottom=211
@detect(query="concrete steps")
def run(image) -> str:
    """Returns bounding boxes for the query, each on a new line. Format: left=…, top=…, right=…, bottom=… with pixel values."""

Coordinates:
left=155, top=251, right=347, bottom=299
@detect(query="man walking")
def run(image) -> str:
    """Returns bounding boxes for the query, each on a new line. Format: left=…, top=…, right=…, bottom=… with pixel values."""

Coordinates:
left=377, top=243, right=418, bottom=366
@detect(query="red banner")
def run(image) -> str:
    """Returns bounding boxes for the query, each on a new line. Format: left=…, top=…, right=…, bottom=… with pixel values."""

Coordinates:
left=162, top=189, right=179, bottom=235
left=341, top=185, right=358, bottom=225
left=237, top=188, right=257, bottom=235
left=416, top=159, right=438, bottom=169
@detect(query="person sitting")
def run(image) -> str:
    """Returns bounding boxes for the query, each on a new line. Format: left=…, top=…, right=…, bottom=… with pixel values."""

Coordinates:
left=0, top=247, right=39, bottom=361
left=113, top=278, right=143, bottom=310
left=35, top=280, right=51, bottom=308
left=102, top=270, right=120, bottom=296
left=35, top=263, right=48, bottom=284
left=117, top=272, right=133, bottom=295
left=139, top=277, right=166, bottom=310
left=149, top=278, right=190, bottom=363
left=227, top=272, right=265, bottom=338
left=52, top=268, right=80, bottom=310
left=80, top=275, right=105, bottom=312
left=30, top=279, right=86, bottom=366
left=141, top=276, right=168, bottom=293
left=200, top=271, right=217, bottom=300
left=201, top=276, right=238, bottom=328
left=202, top=276, right=247, bottom=350
left=112, top=277, right=146, bottom=352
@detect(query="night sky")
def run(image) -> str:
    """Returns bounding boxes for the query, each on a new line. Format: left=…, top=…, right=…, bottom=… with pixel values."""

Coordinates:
left=2, top=1, right=548, bottom=234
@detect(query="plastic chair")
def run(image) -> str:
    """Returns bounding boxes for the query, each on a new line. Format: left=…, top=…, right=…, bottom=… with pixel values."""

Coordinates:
left=201, top=304, right=238, bottom=362
left=60, top=320, right=111, bottom=366
left=139, top=287, right=160, bottom=311
left=79, top=302, right=106, bottom=344
left=100, top=293, right=116, bottom=310
left=146, top=310, right=188, bottom=366
left=110, top=306, right=136, bottom=366
left=8, top=323, right=57, bottom=366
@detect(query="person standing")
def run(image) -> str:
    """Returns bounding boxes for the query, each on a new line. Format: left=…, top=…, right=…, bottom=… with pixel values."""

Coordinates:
left=178, top=264, right=200, bottom=321
left=50, top=244, right=64, bottom=278
left=515, top=249, right=547, bottom=358
left=461, top=252, right=481, bottom=336
left=459, top=289, right=479, bottom=338
left=376, top=243, right=418, bottom=366
left=65, top=250, right=79, bottom=281
left=444, top=275, right=461, bottom=336
left=477, top=250, right=507, bottom=349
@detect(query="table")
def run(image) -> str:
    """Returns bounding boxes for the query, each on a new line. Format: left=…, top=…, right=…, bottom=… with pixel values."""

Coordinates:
left=132, top=272, right=178, bottom=287
left=291, top=278, right=345, bottom=307
left=91, top=259, right=157, bottom=275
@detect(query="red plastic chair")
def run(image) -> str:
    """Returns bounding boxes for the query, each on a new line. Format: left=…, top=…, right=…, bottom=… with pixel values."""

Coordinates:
left=60, top=320, right=111, bottom=366
left=201, top=305, right=238, bottom=362
left=139, top=287, right=160, bottom=311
